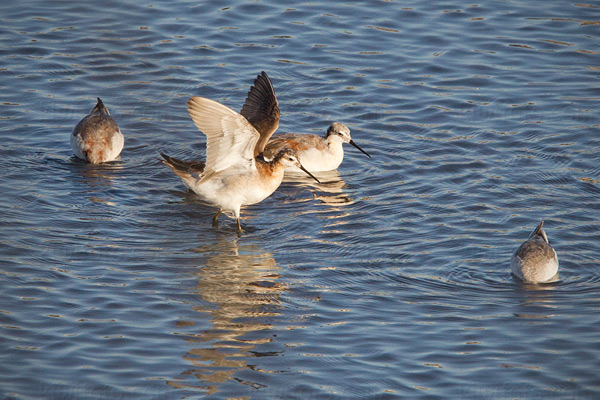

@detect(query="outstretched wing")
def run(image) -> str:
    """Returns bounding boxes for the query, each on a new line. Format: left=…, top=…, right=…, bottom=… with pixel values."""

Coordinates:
left=187, top=97, right=260, bottom=182
left=240, top=71, right=280, bottom=156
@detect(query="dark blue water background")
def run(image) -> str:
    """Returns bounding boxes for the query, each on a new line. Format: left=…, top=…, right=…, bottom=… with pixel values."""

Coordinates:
left=1, top=1, right=599, bottom=399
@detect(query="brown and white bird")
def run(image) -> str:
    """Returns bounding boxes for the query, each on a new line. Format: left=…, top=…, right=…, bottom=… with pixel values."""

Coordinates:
left=161, top=94, right=319, bottom=233
left=510, top=220, right=559, bottom=283
left=71, top=98, right=124, bottom=163
left=240, top=72, right=371, bottom=173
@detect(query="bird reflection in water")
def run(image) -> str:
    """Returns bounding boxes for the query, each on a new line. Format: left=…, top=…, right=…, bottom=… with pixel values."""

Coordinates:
left=167, top=237, right=286, bottom=396
left=511, top=278, right=560, bottom=320
left=283, top=169, right=353, bottom=206
left=72, top=160, right=124, bottom=206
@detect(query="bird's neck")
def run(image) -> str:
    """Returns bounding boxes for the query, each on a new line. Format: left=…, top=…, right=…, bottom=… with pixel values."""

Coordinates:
left=257, top=156, right=285, bottom=179
left=327, top=134, right=343, bottom=146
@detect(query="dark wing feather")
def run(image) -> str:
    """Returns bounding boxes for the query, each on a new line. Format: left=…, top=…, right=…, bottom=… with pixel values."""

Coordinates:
left=240, top=71, right=280, bottom=156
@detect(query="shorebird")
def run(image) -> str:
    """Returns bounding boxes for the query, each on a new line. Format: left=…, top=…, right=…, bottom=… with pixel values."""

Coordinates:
left=161, top=96, right=319, bottom=233
left=240, top=72, right=371, bottom=173
left=510, top=220, right=559, bottom=283
left=71, top=98, right=124, bottom=163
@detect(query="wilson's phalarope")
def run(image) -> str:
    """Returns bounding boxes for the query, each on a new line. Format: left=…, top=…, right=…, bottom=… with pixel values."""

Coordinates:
left=71, top=98, right=124, bottom=164
left=510, top=220, right=559, bottom=283
left=240, top=72, right=371, bottom=173
left=263, top=122, right=371, bottom=172
left=162, top=96, right=320, bottom=233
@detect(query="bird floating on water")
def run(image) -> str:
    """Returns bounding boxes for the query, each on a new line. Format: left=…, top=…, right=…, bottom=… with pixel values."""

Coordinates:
left=240, top=72, right=371, bottom=173
left=162, top=95, right=319, bottom=233
left=71, top=98, right=124, bottom=164
left=510, top=220, right=559, bottom=283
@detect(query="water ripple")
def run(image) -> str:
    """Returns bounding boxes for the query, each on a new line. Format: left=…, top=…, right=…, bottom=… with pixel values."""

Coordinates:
left=1, top=0, right=599, bottom=399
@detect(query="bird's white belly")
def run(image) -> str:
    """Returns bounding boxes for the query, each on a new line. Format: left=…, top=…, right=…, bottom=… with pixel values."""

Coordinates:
left=105, top=130, right=125, bottom=161
left=190, top=171, right=282, bottom=212
left=291, top=147, right=343, bottom=172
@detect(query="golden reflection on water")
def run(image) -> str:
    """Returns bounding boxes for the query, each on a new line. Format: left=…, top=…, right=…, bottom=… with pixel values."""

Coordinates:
left=168, top=237, right=285, bottom=395
left=283, top=169, right=353, bottom=206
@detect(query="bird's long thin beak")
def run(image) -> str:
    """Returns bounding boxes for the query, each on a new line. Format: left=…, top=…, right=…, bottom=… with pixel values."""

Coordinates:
left=299, top=164, right=321, bottom=183
left=349, top=139, right=371, bottom=158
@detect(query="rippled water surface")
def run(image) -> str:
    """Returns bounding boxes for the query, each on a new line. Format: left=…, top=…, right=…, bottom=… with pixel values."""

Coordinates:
left=1, top=1, right=599, bottom=399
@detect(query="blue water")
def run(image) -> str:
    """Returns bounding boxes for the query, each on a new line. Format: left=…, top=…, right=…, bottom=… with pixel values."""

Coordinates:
left=1, top=1, right=599, bottom=399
